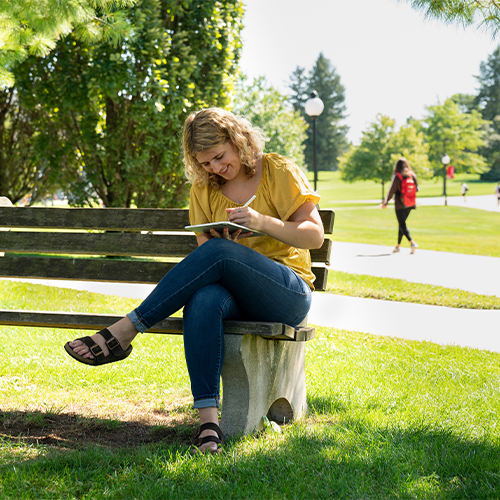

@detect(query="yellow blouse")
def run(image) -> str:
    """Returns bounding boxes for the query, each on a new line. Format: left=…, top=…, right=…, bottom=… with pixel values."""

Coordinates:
left=188, top=153, right=321, bottom=290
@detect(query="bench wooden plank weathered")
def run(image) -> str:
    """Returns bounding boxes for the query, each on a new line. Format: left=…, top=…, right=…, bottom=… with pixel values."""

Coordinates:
left=0, top=197, right=334, bottom=436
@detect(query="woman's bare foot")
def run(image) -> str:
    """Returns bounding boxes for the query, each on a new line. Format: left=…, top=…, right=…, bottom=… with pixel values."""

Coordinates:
left=68, top=317, right=138, bottom=360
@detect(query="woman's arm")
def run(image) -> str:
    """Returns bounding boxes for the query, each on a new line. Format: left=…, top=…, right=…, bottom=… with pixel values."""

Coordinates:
left=381, top=175, right=399, bottom=207
left=227, top=201, right=324, bottom=249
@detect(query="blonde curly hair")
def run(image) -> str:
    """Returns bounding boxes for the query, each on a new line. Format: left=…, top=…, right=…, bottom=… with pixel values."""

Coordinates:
left=183, top=108, right=265, bottom=189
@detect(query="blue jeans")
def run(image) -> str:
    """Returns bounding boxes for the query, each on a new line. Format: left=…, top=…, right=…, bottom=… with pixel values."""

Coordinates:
left=126, top=238, right=312, bottom=409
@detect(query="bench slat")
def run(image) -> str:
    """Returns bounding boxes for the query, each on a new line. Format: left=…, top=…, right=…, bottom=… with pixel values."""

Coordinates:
left=0, top=310, right=308, bottom=340
left=0, top=255, right=329, bottom=290
left=0, top=232, right=332, bottom=263
left=0, top=232, right=331, bottom=264
left=0, top=207, right=335, bottom=234
left=0, top=232, right=198, bottom=258
left=0, top=255, right=175, bottom=283
left=0, top=207, right=190, bottom=231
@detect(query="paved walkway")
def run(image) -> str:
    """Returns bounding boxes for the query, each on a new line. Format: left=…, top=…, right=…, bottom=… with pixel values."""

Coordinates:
left=341, top=194, right=500, bottom=213
left=329, top=242, right=500, bottom=297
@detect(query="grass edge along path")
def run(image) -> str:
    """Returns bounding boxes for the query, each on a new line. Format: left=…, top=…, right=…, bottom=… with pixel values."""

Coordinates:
left=1, top=325, right=499, bottom=499
left=326, top=270, right=500, bottom=310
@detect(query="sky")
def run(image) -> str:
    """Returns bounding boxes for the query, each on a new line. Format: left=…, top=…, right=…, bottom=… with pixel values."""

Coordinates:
left=238, top=0, right=500, bottom=144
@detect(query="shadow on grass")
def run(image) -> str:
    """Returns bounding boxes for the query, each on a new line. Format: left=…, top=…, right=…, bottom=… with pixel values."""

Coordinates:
left=0, top=408, right=196, bottom=450
left=2, top=409, right=499, bottom=498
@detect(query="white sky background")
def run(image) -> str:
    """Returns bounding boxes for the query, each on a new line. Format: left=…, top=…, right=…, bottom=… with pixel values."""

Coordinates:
left=238, top=0, right=500, bottom=145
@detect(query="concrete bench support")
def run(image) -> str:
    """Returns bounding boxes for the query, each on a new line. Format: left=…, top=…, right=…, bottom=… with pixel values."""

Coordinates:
left=220, top=334, right=307, bottom=437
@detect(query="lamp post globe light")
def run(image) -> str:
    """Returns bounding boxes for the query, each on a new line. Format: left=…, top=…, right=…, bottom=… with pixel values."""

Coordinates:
left=305, top=91, right=324, bottom=192
left=441, top=154, right=450, bottom=206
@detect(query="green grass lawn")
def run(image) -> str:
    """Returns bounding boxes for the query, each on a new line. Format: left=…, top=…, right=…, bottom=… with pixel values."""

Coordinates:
left=309, top=170, right=499, bottom=203
left=1, top=285, right=500, bottom=499
left=329, top=205, right=500, bottom=257
left=327, top=271, right=500, bottom=309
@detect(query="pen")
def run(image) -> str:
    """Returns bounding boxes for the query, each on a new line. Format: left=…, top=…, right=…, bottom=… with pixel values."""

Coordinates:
left=242, top=195, right=256, bottom=207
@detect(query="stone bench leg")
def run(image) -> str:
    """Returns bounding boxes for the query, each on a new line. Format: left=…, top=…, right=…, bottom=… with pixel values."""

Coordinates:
left=220, top=334, right=307, bottom=437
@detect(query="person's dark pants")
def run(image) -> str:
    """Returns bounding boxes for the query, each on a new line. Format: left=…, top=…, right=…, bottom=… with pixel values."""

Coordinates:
left=395, top=208, right=413, bottom=244
left=126, top=238, right=312, bottom=409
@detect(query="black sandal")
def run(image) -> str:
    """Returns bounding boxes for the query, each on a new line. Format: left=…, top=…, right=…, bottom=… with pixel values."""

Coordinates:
left=64, top=328, right=133, bottom=366
left=192, top=422, right=225, bottom=453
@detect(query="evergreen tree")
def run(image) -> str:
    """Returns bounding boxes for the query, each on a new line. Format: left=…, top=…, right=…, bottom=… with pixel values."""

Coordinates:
left=288, top=53, right=348, bottom=171
left=403, top=0, right=500, bottom=36
left=476, top=46, right=500, bottom=180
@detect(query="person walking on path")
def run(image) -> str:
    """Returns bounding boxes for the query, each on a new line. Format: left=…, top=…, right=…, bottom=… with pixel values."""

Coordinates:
left=381, top=157, right=419, bottom=254
left=496, top=181, right=500, bottom=206
left=461, top=183, right=469, bottom=202
left=63, top=107, right=324, bottom=454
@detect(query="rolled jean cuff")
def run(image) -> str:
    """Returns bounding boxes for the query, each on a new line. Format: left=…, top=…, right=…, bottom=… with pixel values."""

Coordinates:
left=193, top=397, right=220, bottom=409
left=126, top=310, right=148, bottom=333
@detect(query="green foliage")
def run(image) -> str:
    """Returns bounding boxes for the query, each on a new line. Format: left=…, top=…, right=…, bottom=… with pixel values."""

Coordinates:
left=476, top=45, right=500, bottom=181
left=0, top=0, right=136, bottom=88
left=339, top=114, right=430, bottom=200
left=416, top=97, right=488, bottom=179
left=289, top=53, right=348, bottom=171
left=403, top=0, right=500, bottom=36
left=0, top=87, right=59, bottom=204
left=12, top=0, right=244, bottom=207
left=231, top=75, right=307, bottom=168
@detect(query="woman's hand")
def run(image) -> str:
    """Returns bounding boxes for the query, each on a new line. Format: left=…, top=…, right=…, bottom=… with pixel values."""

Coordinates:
left=226, top=206, right=261, bottom=238
left=208, top=226, right=249, bottom=242
left=380, top=202, right=388, bottom=209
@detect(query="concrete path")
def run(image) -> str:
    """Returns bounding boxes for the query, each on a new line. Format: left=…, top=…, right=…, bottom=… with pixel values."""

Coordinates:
left=340, top=194, right=500, bottom=213
left=329, top=242, right=500, bottom=297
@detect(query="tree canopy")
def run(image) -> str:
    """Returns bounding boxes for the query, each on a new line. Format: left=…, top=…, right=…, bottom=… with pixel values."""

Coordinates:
left=232, top=75, right=307, bottom=169
left=339, top=114, right=430, bottom=200
left=415, top=97, right=488, bottom=177
left=0, top=0, right=136, bottom=88
left=4, top=0, right=244, bottom=207
left=288, top=53, right=348, bottom=171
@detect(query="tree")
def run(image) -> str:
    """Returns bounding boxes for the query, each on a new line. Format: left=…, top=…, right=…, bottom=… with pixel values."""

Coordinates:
left=475, top=46, right=500, bottom=180
left=417, top=97, right=488, bottom=192
left=13, top=0, right=244, bottom=208
left=339, top=114, right=430, bottom=200
left=0, top=87, right=59, bottom=204
left=231, top=75, right=308, bottom=169
left=403, top=0, right=500, bottom=36
left=0, top=0, right=136, bottom=88
left=289, top=53, right=348, bottom=171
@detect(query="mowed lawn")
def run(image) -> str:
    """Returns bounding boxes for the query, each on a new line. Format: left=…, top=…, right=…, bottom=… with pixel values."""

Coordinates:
left=309, top=170, right=499, bottom=202
left=1, top=282, right=500, bottom=499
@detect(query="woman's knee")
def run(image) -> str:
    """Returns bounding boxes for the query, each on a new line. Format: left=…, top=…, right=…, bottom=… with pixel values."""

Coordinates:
left=184, top=284, right=239, bottom=319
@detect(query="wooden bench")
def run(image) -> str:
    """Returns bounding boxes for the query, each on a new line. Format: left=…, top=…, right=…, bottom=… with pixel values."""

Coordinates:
left=0, top=196, right=334, bottom=436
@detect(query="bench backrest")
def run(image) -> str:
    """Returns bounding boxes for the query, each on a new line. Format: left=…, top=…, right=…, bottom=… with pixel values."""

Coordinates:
left=0, top=204, right=334, bottom=291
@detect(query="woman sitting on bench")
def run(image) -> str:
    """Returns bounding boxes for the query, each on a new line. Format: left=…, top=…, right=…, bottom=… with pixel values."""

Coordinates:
left=64, top=107, right=324, bottom=453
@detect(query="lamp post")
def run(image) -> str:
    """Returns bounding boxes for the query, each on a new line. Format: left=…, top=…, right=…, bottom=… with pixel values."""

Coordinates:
left=441, top=154, right=450, bottom=206
left=305, top=90, right=324, bottom=192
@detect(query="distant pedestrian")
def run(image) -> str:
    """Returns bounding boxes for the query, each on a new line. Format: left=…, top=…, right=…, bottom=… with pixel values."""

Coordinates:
left=381, top=157, right=419, bottom=254
left=496, top=181, right=500, bottom=206
left=461, top=183, right=469, bottom=201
